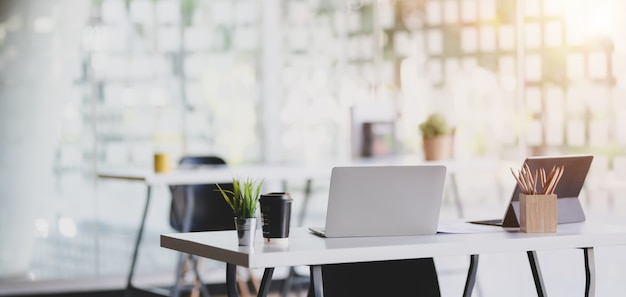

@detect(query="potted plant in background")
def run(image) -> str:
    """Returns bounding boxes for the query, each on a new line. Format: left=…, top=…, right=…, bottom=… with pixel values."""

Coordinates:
left=419, top=113, right=454, bottom=161
left=217, top=177, right=264, bottom=246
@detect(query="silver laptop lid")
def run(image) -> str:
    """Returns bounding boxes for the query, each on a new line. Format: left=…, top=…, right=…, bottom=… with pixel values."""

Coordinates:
left=324, top=165, right=447, bottom=237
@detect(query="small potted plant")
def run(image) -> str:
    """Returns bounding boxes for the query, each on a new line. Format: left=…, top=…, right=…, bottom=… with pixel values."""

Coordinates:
left=419, top=113, right=454, bottom=161
left=217, top=177, right=264, bottom=246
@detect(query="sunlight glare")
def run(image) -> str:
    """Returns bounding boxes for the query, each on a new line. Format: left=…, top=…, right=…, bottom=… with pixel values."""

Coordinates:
left=58, top=217, right=77, bottom=238
left=589, top=3, right=616, bottom=38
left=34, top=218, right=49, bottom=238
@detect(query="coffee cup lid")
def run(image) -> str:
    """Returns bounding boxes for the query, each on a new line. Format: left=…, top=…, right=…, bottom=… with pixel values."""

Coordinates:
left=260, top=192, right=292, bottom=200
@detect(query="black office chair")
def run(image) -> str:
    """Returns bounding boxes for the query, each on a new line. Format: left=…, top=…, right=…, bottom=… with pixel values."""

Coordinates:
left=321, top=258, right=441, bottom=297
left=169, top=156, right=235, bottom=232
left=169, top=156, right=235, bottom=297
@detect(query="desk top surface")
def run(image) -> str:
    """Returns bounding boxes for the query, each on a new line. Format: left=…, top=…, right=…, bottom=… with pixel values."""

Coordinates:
left=161, top=223, right=626, bottom=268
left=97, top=156, right=500, bottom=185
left=97, top=164, right=329, bottom=185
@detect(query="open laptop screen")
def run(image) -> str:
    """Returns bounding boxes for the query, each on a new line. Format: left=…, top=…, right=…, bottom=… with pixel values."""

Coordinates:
left=310, top=165, right=447, bottom=237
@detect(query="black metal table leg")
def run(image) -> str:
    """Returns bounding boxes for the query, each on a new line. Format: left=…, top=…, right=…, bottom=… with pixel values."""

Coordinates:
left=125, top=185, right=152, bottom=296
left=307, top=265, right=323, bottom=297
left=226, top=264, right=276, bottom=297
left=258, top=268, right=275, bottom=297
left=227, top=263, right=239, bottom=297
left=582, top=247, right=595, bottom=297
left=463, top=254, right=479, bottom=297
left=527, top=250, right=547, bottom=297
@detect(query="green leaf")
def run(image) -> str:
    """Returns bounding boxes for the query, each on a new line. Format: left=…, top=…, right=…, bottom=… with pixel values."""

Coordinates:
left=419, top=113, right=451, bottom=138
left=216, top=177, right=264, bottom=218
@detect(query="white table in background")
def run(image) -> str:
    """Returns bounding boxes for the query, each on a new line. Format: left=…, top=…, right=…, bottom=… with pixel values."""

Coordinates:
left=98, top=163, right=330, bottom=294
left=161, top=223, right=626, bottom=297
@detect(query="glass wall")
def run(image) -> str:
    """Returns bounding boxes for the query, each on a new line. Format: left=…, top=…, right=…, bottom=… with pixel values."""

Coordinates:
left=1, top=0, right=626, bottom=288
left=0, top=0, right=93, bottom=280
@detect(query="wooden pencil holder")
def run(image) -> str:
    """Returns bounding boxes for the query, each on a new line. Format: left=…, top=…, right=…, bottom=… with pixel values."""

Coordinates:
left=519, top=194, right=557, bottom=233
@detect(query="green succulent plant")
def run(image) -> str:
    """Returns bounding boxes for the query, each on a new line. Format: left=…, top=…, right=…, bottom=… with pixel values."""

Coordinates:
left=419, top=113, right=451, bottom=139
left=216, top=177, right=264, bottom=219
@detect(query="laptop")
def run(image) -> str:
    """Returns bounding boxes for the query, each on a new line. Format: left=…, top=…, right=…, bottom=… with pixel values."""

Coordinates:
left=470, top=154, right=593, bottom=227
left=309, top=165, right=447, bottom=237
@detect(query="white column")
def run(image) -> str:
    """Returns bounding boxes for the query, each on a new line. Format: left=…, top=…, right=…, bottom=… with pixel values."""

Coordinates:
left=259, top=0, right=283, bottom=164
left=0, top=0, right=89, bottom=279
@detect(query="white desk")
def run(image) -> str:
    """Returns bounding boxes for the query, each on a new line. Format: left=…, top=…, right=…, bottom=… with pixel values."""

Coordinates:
left=97, top=163, right=330, bottom=185
left=161, top=223, right=626, bottom=297
left=97, top=157, right=499, bottom=294
left=96, top=157, right=496, bottom=185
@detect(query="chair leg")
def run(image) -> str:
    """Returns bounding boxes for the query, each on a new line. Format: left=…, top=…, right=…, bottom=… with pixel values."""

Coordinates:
left=190, top=256, right=211, bottom=297
left=281, top=267, right=309, bottom=297
left=248, top=268, right=261, bottom=293
left=171, top=252, right=187, bottom=297
left=172, top=255, right=212, bottom=297
left=236, top=268, right=252, bottom=297
left=191, top=280, right=201, bottom=297
left=281, top=268, right=296, bottom=297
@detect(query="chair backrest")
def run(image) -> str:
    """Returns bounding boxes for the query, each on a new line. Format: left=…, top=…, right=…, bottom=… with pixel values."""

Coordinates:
left=321, top=258, right=440, bottom=296
left=169, top=156, right=235, bottom=232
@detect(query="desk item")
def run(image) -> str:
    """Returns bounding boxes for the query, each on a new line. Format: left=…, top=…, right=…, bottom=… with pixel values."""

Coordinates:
left=234, top=217, right=257, bottom=246
left=512, top=163, right=563, bottom=233
left=437, top=221, right=507, bottom=233
left=217, top=177, right=264, bottom=246
left=520, top=193, right=557, bottom=233
left=511, top=164, right=564, bottom=195
left=260, top=192, right=292, bottom=245
left=154, top=153, right=171, bottom=173
left=309, top=165, right=446, bottom=237
left=471, top=154, right=592, bottom=227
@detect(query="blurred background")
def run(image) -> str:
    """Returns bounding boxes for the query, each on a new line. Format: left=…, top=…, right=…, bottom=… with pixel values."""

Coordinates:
left=2, top=0, right=626, bottom=296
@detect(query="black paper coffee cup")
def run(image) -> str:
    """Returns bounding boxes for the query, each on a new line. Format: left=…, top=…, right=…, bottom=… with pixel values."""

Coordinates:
left=260, top=192, right=292, bottom=244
